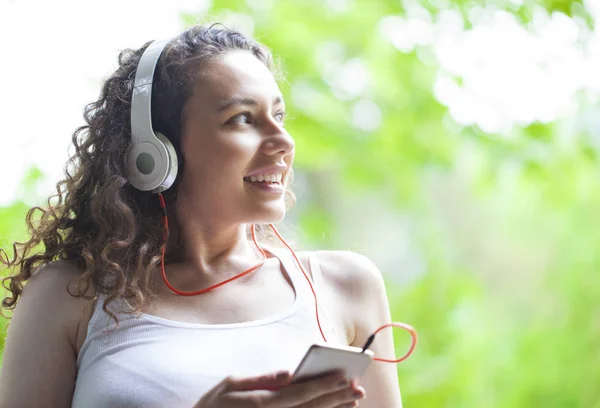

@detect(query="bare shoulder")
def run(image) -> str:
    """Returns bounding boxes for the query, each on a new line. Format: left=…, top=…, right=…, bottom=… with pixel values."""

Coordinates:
left=310, top=251, right=388, bottom=342
left=16, top=259, right=95, bottom=347
left=292, top=250, right=389, bottom=346
left=312, top=250, right=386, bottom=301
left=28, top=258, right=85, bottom=294
left=28, top=259, right=94, bottom=310
left=0, top=259, right=95, bottom=407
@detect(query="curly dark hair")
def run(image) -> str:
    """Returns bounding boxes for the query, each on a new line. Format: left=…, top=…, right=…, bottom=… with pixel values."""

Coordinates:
left=0, top=23, right=293, bottom=325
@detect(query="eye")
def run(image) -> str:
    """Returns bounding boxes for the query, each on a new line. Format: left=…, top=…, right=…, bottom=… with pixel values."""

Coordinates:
left=274, top=110, right=286, bottom=123
left=229, top=112, right=253, bottom=125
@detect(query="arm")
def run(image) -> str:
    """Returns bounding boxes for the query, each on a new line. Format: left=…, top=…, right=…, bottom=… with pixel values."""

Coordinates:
left=316, top=251, right=403, bottom=408
left=0, top=261, right=88, bottom=408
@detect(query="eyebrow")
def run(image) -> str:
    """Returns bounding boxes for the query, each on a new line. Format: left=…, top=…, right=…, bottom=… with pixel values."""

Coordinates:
left=217, top=95, right=284, bottom=112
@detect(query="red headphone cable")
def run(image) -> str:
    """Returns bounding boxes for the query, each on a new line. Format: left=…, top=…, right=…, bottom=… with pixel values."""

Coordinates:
left=157, top=193, right=417, bottom=363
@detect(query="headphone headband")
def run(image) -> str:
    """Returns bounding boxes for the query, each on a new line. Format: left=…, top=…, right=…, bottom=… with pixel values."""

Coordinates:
left=130, top=39, right=170, bottom=144
left=127, top=38, right=178, bottom=193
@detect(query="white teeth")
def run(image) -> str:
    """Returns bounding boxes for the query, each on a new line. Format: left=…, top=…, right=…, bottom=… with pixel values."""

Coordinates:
left=245, top=173, right=283, bottom=183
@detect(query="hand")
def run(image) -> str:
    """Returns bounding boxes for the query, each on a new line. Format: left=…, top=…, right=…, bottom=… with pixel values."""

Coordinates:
left=194, top=370, right=366, bottom=408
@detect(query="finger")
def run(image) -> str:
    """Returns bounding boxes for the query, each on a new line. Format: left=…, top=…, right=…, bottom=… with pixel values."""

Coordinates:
left=297, top=385, right=365, bottom=408
left=334, top=403, right=358, bottom=408
left=223, top=370, right=292, bottom=392
left=193, top=375, right=233, bottom=407
left=267, top=372, right=348, bottom=406
left=333, top=381, right=362, bottom=408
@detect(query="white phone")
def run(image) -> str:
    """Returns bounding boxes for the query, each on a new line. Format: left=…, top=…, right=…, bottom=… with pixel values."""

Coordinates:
left=291, top=343, right=374, bottom=383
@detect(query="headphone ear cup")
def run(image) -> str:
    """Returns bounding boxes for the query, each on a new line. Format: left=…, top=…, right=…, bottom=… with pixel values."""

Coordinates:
left=126, top=132, right=178, bottom=192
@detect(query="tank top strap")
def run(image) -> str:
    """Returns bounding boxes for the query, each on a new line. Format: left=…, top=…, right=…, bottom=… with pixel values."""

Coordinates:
left=85, top=292, right=134, bottom=336
left=265, top=245, right=313, bottom=309
left=306, top=251, right=345, bottom=343
left=266, top=246, right=343, bottom=343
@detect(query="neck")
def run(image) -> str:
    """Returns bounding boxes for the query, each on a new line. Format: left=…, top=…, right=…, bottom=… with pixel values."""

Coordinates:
left=166, top=199, right=262, bottom=280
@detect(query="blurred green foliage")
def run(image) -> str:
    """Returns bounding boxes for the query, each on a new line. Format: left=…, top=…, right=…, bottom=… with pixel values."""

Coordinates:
left=2, top=0, right=599, bottom=406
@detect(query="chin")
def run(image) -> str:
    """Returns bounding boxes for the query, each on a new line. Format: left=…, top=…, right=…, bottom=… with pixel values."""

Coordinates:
left=251, top=205, right=287, bottom=224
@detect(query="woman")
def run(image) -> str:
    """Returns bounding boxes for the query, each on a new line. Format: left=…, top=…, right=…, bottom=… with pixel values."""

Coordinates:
left=0, top=24, right=403, bottom=407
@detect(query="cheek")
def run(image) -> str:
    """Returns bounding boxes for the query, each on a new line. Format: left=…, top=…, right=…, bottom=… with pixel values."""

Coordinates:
left=220, top=134, right=257, bottom=157
left=182, top=134, right=258, bottom=179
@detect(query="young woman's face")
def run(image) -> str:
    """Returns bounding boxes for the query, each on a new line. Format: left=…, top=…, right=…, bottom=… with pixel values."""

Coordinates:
left=178, top=50, right=295, bottom=225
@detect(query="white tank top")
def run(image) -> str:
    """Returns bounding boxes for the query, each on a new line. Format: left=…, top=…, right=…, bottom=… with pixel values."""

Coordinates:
left=71, top=248, right=342, bottom=408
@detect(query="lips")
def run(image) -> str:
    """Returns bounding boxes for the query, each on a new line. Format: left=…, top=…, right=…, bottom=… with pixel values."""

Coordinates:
left=244, top=178, right=285, bottom=195
left=244, top=164, right=287, bottom=178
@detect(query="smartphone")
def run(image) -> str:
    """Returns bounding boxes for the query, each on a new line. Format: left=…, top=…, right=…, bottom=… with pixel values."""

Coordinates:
left=291, top=343, right=374, bottom=384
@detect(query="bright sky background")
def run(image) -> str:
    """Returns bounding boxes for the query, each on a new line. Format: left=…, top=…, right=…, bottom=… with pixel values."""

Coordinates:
left=0, top=0, right=208, bottom=206
left=1, top=0, right=599, bottom=206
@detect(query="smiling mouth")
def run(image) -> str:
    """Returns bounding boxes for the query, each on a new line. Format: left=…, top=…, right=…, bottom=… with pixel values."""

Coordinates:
left=243, top=173, right=284, bottom=184
left=242, top=173, right=286, bottom=196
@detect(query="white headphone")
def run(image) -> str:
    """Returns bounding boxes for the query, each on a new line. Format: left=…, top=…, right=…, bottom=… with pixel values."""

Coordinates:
left=127, top=39, right=178, bottom=193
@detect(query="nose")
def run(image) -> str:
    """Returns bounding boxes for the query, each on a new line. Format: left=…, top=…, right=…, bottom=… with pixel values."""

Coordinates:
left=262, top=121, right=295, bottom=157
